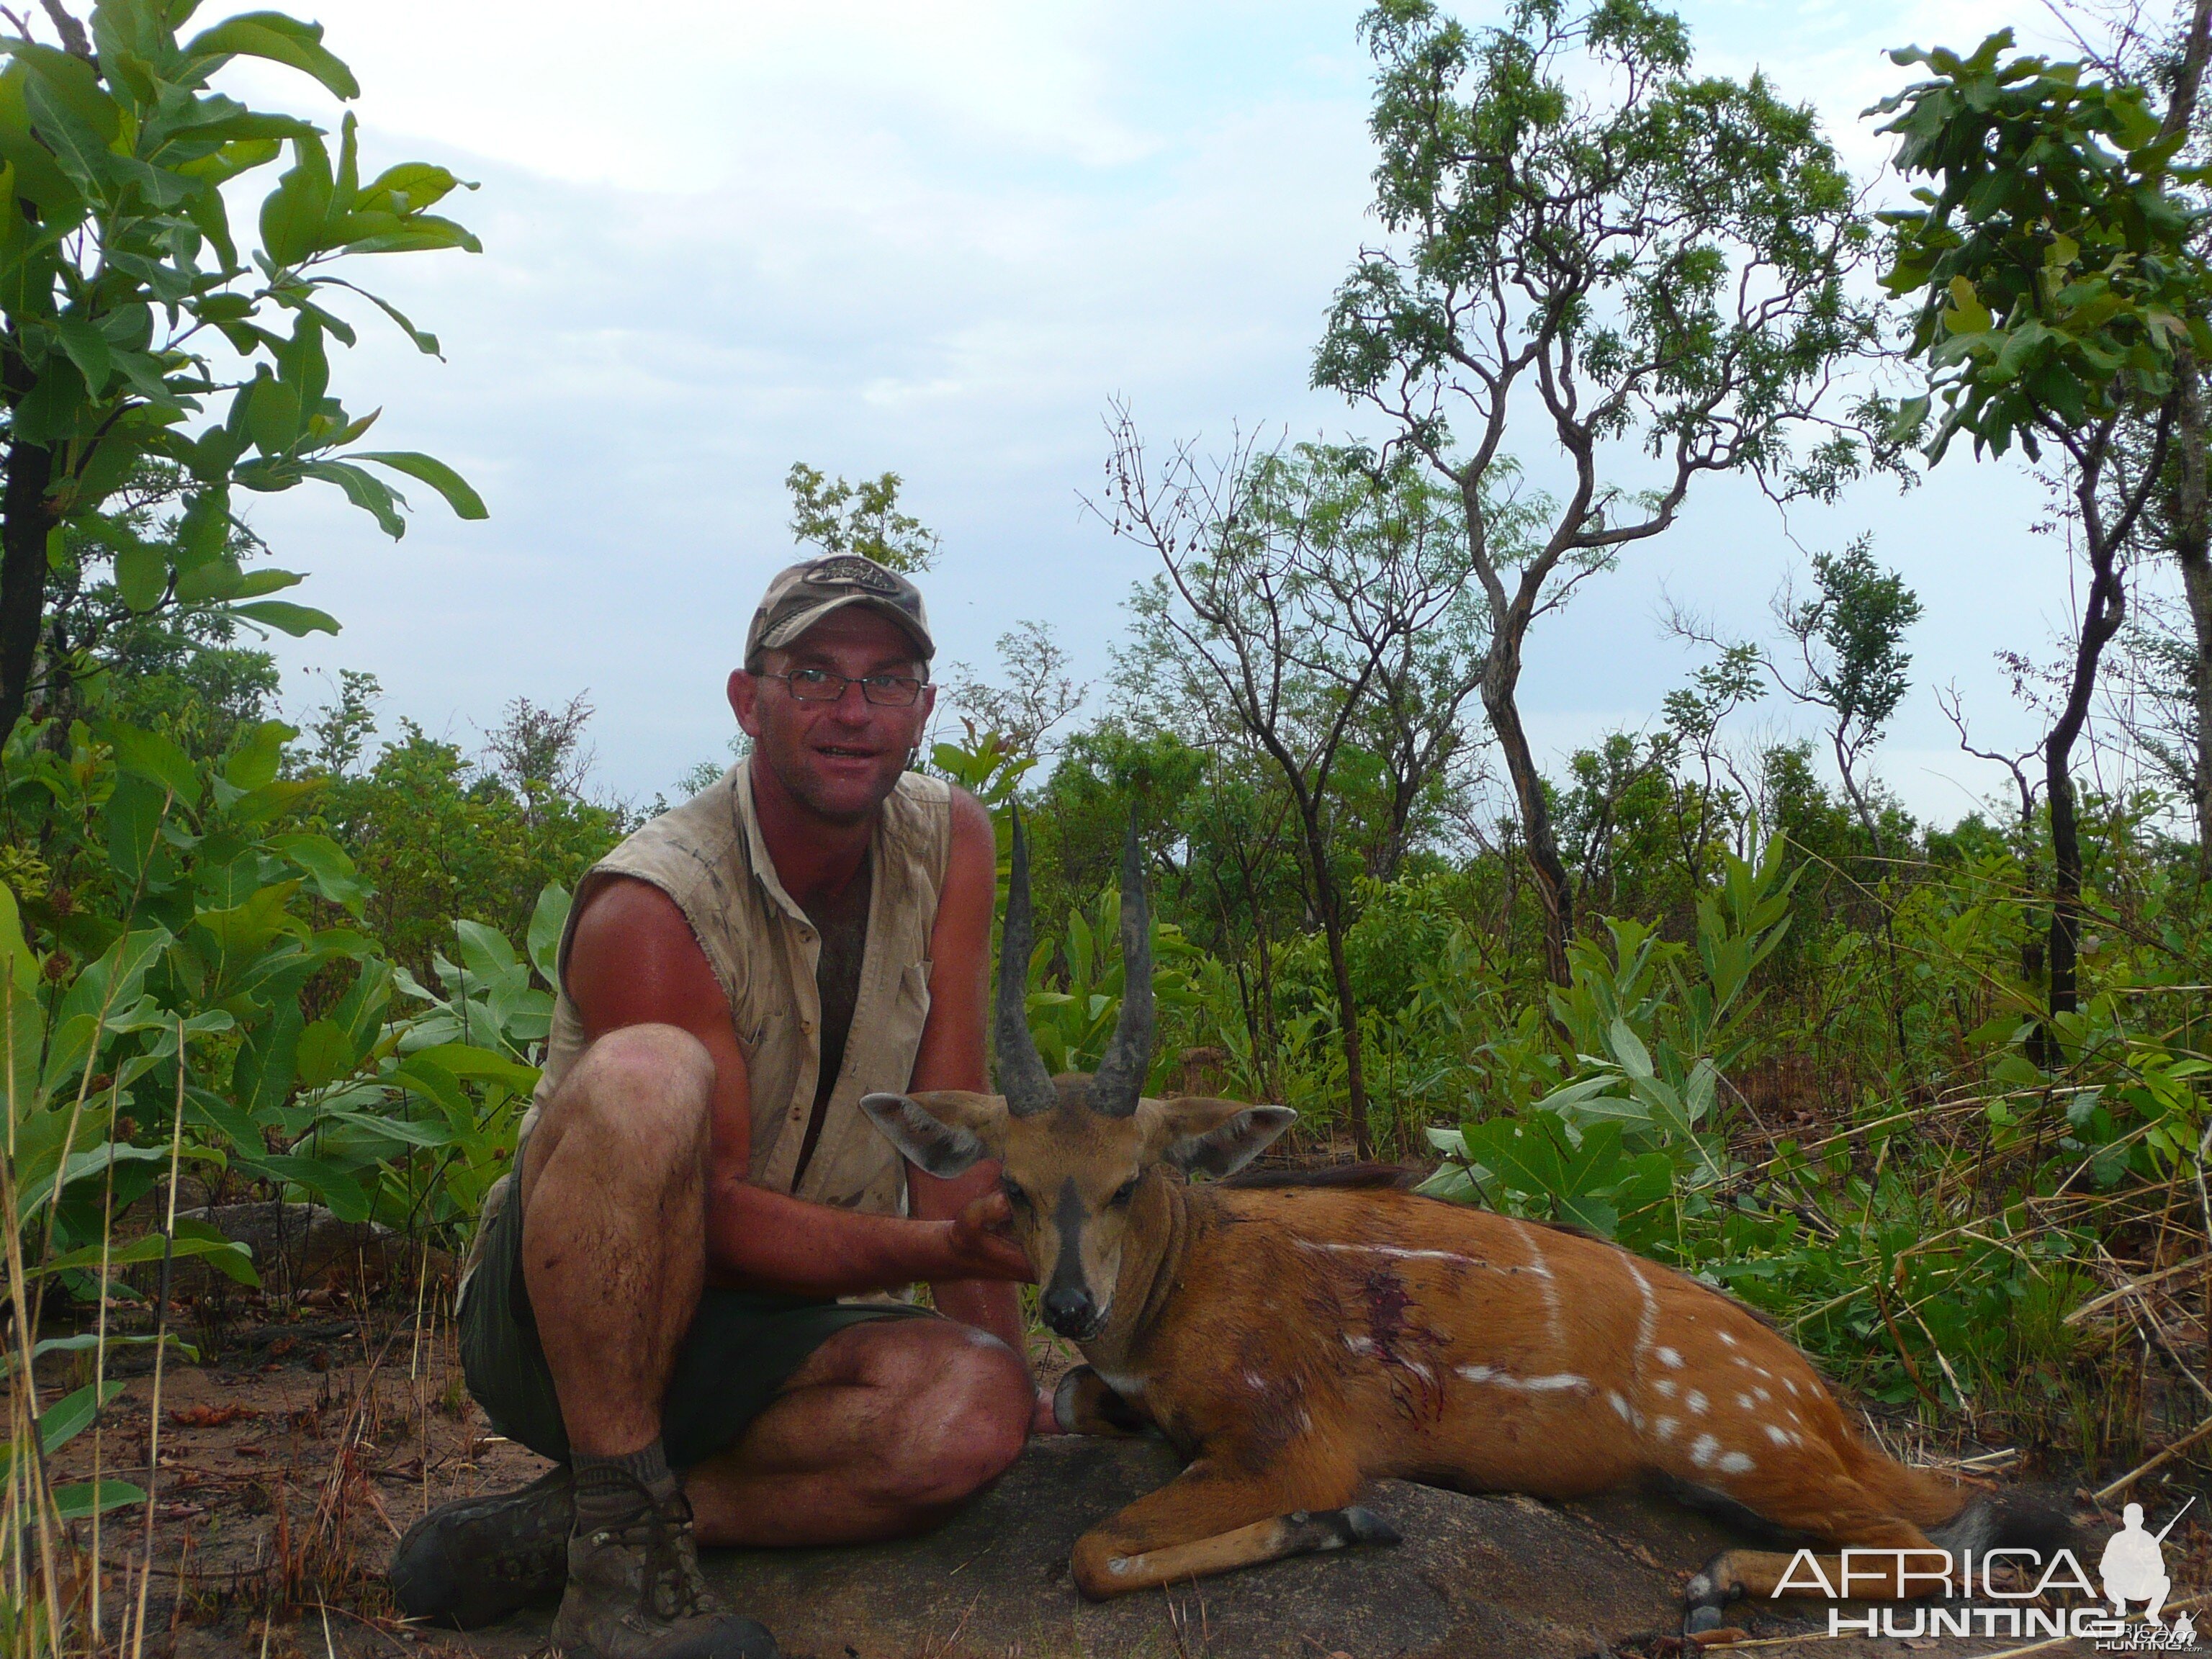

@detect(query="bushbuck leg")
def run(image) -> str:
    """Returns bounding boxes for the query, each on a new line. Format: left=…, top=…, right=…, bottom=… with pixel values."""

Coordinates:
left=1684, top=1475, right=1959, bottom=1627
left=1069, top=1450, right=1395, bottom=1599
left=1053, top=1365, right=1153, bottom=1437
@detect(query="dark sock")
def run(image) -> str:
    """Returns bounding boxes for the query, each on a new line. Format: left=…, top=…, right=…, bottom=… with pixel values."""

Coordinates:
left=572, top=1439, right=675, bottom=1529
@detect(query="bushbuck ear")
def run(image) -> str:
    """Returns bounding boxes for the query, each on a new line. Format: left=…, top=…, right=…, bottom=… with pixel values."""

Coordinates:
left=1154, top=1097, right=1297, bottom=1179
left=859, top=1091, right=1007, bottom=1179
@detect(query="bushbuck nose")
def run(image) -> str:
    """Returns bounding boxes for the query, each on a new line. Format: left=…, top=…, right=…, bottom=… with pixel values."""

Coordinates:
left=1042, top=1287, right=1097, bottom=1336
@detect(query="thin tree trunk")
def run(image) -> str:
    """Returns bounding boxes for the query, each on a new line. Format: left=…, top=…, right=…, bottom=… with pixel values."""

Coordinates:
left=2046, top=524, right=2129, bottom=1017
left=1482, top=658, right=1573, bottom=986
left=1295, top=801, right=1370, bottom=1159
left=2174, top=353, right=2212, bottom=877
left=0, top=436, right=55, bottom=742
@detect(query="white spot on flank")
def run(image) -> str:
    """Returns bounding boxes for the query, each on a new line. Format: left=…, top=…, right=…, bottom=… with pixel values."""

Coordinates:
left=1655, top=1346, right=1683, bottom=1369
left=1784, top=1377, right=1800, bottom=1396
left=1753, top=1387, right=1772, bottom=1403
left=1653, top=1379, right=1677, bottom=1398
left=1244, top=1370, right=1269, bottom=1393
left=1691, top=1434, right=1721, bottom=1467
left=1754, top=1366, right=1773, bottom=1380
left=1455, top=1364, right=1589, bottom=1393
left=1735, top=1393, right=1756, bottom=1411
left=1344, top=1334, right=1377, bottom=1357
left=1609, top=1391, right=1632, bottom=1421
left=1655, top=1416, right=1678, bottom=1441
left=1732, top=1355, right=1754, bottom=1370
left=1686, top=1390, right=1709, bottom=1415
left=1719, top=1452, right=1756, bottom=1475
left=1764, top=1424, right=1792, bottom=1445
left=1717, top=1330, right=1737, bottom=1346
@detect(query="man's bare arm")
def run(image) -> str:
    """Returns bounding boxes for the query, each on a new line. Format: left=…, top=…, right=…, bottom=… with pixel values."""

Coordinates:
left=904, top=788, right=1027, bottom=1348
left=563, top=876, right=1030, bottom=1298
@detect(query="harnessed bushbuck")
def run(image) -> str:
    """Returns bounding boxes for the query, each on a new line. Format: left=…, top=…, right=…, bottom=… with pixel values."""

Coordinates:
left=862, top=817, right=2069, bottom=1633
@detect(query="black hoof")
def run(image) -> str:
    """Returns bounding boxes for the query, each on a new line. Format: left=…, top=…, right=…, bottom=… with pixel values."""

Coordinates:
left=1341, top=1506, right=1402, bottom=1547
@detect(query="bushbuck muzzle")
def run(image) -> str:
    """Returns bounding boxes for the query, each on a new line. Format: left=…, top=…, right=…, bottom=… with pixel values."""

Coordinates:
left=861, top=809, right=2073, bottom=1630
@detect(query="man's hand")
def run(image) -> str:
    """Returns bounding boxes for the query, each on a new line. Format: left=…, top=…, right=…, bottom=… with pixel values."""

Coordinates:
left=1030, top=1385, right=1063, bottom=1436
left=944, top=1188, right=1032, bottom=1282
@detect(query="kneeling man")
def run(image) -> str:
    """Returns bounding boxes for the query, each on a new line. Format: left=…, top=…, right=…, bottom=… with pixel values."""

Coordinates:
left=392, top=556, right=1042, bottom=1659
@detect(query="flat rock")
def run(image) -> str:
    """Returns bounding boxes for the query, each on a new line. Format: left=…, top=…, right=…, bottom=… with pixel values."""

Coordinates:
left=702, top=1437, right=1741, bottom=1659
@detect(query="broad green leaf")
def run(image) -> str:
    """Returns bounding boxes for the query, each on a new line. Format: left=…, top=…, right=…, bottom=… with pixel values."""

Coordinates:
left=527, top=882, right=571, bottom=986
left=230, top=598, right=339, bottom=636
left=184, top=13, right=359, bottom=100
left=53, top=1479, right=145, bottom=1519
left=356, top=449, right=487, bottom=519
left=113, top=533, right=166, bottom=611
left=1607, top=1017, right=1654, bottom=1080
left=294, top=1017, right=357, bottom=1089
left=248, top=1151, right=369, bottom=1223
left=38, top=1380, right=124, bottom=1453
left=104, top=721, right=200, bottom=806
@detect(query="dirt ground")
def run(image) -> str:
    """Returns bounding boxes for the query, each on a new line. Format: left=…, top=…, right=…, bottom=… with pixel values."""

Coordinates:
left=16, top=1274, right=2212, bottom=1659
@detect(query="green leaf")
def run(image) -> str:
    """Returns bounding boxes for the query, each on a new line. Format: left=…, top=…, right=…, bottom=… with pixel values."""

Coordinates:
left=247, top=1151, right=369, bottom=1223
left=223, top=719, right=290, bottom=789
left=184, top=13, right=359, bottom=99
left=1607, top=1018, right=1654, bottom=1080
left=53, top=1479, right=145, bottom=1519
left=298, top=459, right=405, bottom=536
left=229, top=598, right=339, bottom=636
left=39, top=1381, right=124, bottom=1454
left=293, top=1017, right=357, bottom=1089
left=104, top=721, right=201, bottom=806
left=526, top=883, right=571, bottom=986
left=112, top=533, right=166, bottom=611
left=356, top=450, right=487, bottom=519
left=53, top=314, right=110, bottom=392
left=1942, top=274, right=1992, bottom=335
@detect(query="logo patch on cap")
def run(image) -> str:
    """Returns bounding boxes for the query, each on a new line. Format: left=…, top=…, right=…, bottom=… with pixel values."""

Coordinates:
left=808, top=556, right=900, bottom=594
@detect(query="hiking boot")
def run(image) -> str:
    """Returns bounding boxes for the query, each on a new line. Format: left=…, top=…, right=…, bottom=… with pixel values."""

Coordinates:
left=551, top=1466, right=778, bottom=1659
left=388, top=1462, right=574, bottom=1629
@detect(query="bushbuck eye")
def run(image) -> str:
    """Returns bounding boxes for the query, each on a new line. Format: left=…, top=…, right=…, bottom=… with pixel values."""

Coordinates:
left=1110, top=1177, right=1139, bottom=1209
left=1000, top=1177, right=1031, bottom=1209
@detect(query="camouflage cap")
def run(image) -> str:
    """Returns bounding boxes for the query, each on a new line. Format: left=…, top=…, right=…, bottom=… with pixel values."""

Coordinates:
left=744, top=554, right=935, bottom=670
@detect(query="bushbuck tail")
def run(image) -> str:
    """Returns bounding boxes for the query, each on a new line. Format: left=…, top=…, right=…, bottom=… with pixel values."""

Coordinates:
left=862, top=814, right=2070, bottom=1632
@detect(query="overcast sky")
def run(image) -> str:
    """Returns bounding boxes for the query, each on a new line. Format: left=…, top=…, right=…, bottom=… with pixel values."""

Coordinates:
left=197, top=0, right=2123, bottom=824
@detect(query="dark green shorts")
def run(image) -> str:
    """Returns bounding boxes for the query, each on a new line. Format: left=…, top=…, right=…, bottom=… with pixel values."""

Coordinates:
left=458, top=1177, right=933, bottom=1470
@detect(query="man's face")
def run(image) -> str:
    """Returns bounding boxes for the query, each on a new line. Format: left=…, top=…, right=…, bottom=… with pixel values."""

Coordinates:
left=729, top=608, right=935, bottom=827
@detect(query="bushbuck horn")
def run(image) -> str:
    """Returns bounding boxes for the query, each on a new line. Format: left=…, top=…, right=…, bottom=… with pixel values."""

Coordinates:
left=1087, top=818, right=1153, bottom=1117
left=997, top=806, right=1057, bottom=1118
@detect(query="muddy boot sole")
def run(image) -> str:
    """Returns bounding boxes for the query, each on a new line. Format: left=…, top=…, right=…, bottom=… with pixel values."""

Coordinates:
left=389, top=1462, right=574, bottom=1629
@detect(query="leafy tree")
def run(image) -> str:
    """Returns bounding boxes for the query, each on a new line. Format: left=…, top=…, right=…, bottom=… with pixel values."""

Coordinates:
left=1875, top=24, right=2212, bottom=1013
left=945, top=619, right=1089, bottom=760
left=313, top=721, right=629, bottom=979
left=784, top=461, right=938, bottom=572
left=1313, top=0, right=1886, bottom=984
left=1102, top=425, right=1485, bottom=1155
left=0, top=1, right=487, bottom=742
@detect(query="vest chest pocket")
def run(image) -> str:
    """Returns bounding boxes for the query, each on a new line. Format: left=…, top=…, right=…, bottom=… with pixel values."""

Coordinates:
left=877, top=959, right=932, bottom=1082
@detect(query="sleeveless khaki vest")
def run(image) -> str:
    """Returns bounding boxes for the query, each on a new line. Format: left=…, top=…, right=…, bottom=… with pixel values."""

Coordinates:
left=461, top=760, right=952, bottom=1298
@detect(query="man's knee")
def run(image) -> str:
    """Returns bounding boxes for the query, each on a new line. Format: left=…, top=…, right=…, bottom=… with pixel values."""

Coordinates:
left=870, top=1326, right=1030, bottom=1511
left=540, top=1024, right=714, bottom=1159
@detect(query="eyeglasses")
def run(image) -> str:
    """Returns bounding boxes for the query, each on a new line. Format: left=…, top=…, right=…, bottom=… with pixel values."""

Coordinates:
left=760, top=668, right=927, bottom=708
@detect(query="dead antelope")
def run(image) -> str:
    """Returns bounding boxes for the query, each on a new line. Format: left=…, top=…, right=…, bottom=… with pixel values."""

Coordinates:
left=863, top=817, right=2069, bottom=1632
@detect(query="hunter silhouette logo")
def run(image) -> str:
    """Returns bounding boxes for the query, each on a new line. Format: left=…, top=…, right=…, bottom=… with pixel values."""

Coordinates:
left=2102, top=1501, right=2185, bottom=1624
